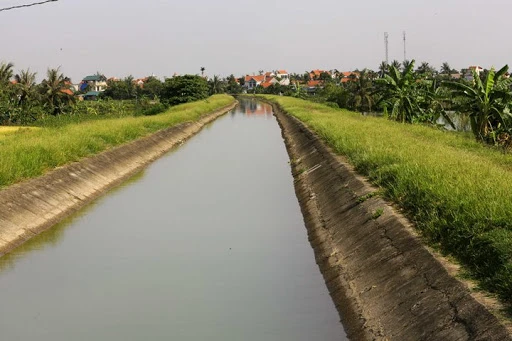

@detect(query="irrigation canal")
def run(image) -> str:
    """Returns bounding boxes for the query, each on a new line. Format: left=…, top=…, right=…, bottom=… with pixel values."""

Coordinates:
left=0, top=99, right=347, bottom=340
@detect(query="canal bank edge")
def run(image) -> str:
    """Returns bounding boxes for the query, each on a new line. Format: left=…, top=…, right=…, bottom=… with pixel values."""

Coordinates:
left=273, top=103, right=512, bottom=340
left=0, top=101, right=237, bottom=257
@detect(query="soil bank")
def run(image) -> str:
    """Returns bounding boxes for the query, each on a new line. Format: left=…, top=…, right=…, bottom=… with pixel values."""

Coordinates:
left=273, top=102, right=512, bottom=341
left=0, top=102, right=237, bottom=257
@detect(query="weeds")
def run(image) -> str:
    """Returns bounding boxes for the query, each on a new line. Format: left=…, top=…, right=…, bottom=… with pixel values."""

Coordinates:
left=372, top=208, right=384, bottom=220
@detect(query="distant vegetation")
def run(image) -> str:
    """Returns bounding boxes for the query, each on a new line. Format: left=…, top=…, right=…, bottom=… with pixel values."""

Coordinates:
left=0, top=62, right=215, bottom=125
left=263, top=95, right=512, bottom=305
left=239, top=61, right=512, bottom=147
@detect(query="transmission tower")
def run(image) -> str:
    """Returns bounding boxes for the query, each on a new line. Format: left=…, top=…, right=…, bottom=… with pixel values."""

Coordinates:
left=384, top=32, right=389, bottom=65
left=403, top=31, right=407, bottom=62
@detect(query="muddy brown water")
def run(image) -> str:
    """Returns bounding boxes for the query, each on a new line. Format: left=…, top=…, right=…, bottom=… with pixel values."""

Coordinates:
left=0, top=99, right=347, bottom=341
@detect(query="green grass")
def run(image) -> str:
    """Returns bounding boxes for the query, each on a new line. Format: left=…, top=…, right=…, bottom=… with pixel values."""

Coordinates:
left=0, top=95, right=235, bottom=188
left=262, top=95, right=512, bottom=303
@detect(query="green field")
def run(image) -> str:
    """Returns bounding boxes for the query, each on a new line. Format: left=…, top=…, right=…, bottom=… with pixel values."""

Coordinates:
left=0, top=95, right=235, bottom=188
left=262, top=95, right=512, bottom=304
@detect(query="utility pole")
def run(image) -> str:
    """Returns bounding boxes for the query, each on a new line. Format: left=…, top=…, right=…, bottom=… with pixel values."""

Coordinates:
left=384, top=32, right=389, bottom=65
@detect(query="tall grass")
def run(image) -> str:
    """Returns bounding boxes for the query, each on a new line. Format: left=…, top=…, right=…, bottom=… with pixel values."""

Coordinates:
left=0, top=95, right=235, bottom=188
left=263, top=95, right=512, bottom=303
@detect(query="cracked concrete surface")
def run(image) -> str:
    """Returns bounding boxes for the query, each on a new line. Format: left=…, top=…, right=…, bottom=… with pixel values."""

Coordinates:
left=274, top=104, right=512, bottom=341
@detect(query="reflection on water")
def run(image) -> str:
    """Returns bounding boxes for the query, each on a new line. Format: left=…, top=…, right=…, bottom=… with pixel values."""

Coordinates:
left=0, top=171, right=146, bottom=274
left=0, top=100, right=346, bottom=341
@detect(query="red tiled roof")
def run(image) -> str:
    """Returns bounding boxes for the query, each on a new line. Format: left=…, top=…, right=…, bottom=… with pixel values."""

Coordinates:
left=261, top=81, right=273, bottom=88
left=307, top=80, right=322, bottom=87
left=277, top=70, right=288, bottom=74
left=246, top=75, right=265, bottom=82
left=61, top=88, right=73, bottom=95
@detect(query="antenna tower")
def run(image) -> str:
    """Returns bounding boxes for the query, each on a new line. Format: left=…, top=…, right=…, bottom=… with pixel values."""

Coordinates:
left=384, top=32, right=389, bottom=65
left=403, top=31, right=407, bottom=62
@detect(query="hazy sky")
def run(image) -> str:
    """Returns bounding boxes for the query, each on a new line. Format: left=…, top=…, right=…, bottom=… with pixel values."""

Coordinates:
left=0, top=0, right=510, bottom=82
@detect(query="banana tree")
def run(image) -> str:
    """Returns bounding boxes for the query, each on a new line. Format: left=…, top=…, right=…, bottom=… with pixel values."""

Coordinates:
left=444, top=65, right=512, bottom=141
left=376, top=59, right=422, bottom=123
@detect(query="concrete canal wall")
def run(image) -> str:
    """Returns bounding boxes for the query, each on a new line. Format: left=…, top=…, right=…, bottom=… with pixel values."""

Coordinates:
left=0, top=102, right=237, bottom=257
left=273, top=103, right=512, bottom=341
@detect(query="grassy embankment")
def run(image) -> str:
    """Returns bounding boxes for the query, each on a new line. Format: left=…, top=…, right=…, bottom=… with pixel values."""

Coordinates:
left=0, top=94, right=235, bottom=188
left=262, top=95, right=512, bottom=304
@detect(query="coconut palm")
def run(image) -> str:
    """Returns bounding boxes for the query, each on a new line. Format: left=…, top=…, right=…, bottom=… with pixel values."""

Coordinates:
left=376, top=59, right=422, bottom=123
left=200, top=67, right=205, bottom=77
left=40, top=68, right=74, bottom=115
left=416, top=61, right=436, bottom=78
left=378, top=61, right=388, bottom=78
left=0, top=62, right=14, bottom=85
left=441, top=62, right=452, bottom=75
left=391, top=60, right=402, bottom=71
left=402, top=60, right=412, bottom=72
left=444, top=65, right=512, bottom=141
left=208, top=75, right=225, bottom=95
left=348, top=69, right=375, bottom=113
left=14, top=69, right=37, bottom=106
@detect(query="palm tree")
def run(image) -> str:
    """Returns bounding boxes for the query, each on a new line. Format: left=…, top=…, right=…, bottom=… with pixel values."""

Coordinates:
left=348, top=69, right=375, bottom=113
left=40, top=68, right=74, bottom=115
left=444, top=65, right=512, bottom=141
left=208, top=75, right=224, bottom=95
left=200, top=67, right=205, bottom=77
left=391, top=60, right=402, bottom=71
left=376, top=59, right=422, bottom=123
left=416, top=61, right=436, bottom=78
left=402, top=60, right=412, bottom=72
left=378, top=61, right=388, bottom=78
left=441, top=62, right=452, bottom=75
left=0, top=62, right=14, bottom=85
left=14, top=69, right=37, bottom=106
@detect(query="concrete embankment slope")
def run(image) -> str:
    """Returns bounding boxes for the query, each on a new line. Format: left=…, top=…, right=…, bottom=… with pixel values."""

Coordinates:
left=0, top=102, right=237, bottom=257
left=274, top=104, right=512, bottom=341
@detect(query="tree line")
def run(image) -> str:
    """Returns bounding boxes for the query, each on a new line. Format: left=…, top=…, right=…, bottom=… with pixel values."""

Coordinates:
left=0, top=62, right=218, bottom=124
left=241, top=60, right=512, bottom=146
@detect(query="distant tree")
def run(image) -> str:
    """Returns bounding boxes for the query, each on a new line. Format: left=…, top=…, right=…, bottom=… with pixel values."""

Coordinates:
left=347, top=69, right=375, bottom=113
left=40, top=68, right=75, bottom=115
left=319, top=72, right=333, bottom=82
left=416, top=61, right=436, bottom=78
left=103, top=76, right=137, bottom=100
left=378, top=61, right=388, bottom=77
left=208, top=75, right=225, bottom=95
left=200, top=67, right=205, bottom=77
left=0, top=62, right=14, bottom=85
left=402, top=60, right=412, bottom=72
left=14, top=69, right=37, bottom=106
left=162, top=75, right=209, bottom=105
left=441, top=62, right=452, bottom=75
left=318, top=82, right=349, bottom=108
left=444, top=65, right=512, bottom=142
left=376, top=60, right=422, bottom=123
left=391, top=60, right=402, bottom=71
left=140, top=76, right=163, bottom=99
left=225, top=74, right=242, bottom=94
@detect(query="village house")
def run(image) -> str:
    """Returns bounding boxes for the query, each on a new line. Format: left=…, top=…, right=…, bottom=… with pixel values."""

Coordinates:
left=340, top=71, right=360, bottom=83
left=243, top=69, right=291, bottom=90
left=464, top=66, right=483, bottom=81
left=80, top=74, right=107, bottom=92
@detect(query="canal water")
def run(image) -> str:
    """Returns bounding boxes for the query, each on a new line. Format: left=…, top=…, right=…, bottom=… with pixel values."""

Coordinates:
left=0, top=99, right=346, bottom=340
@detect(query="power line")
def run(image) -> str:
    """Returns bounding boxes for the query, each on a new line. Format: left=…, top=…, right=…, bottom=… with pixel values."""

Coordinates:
left=0, top=0, right=58, bottom=13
